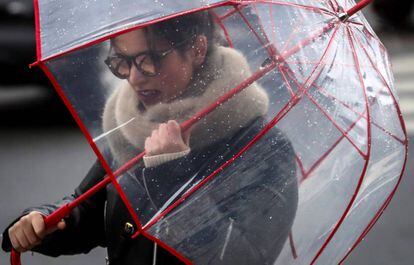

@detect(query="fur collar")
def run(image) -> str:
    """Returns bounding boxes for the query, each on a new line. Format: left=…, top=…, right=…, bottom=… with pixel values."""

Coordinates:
left=102, top=46, right=269, bottom=165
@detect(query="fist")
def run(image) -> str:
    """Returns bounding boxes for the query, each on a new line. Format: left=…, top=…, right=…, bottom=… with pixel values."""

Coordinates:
left=8, top=211, right=66, bottom=252
left=145, top=120, right=190, bottom=156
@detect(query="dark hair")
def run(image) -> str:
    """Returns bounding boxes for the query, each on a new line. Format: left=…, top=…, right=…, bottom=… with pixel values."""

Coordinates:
left=145, top=11, right=218, bottom=55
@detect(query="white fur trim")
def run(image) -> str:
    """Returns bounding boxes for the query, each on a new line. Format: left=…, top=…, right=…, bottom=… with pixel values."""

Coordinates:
left=103, top=46, right=269, bottom=165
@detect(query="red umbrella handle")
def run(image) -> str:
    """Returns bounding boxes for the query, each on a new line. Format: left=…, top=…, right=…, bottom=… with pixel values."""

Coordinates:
left=10, top=249, right=21, bottom=265
left=340, top=0, right=374, bottom=21
left=347, top=0, right=374, bottom=17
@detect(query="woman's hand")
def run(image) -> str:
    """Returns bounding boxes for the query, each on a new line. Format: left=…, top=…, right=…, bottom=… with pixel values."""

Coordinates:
left=8, top=211, right=66, bottom=252
left=145, top=120, right=190, bottom=156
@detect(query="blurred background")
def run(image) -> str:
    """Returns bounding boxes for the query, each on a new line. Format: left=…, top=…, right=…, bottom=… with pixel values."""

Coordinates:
left=0, top=0, right=413, bottom=264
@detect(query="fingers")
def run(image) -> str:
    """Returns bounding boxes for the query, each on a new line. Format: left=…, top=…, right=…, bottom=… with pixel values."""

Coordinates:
left=9, top=228, right=29, bottom=252
left=166, top=120, right=182, bottom=142
left=145, top=129, right=160, bottom=156
left=32, top=212, right=46, bottom=238
left=168, top=120, right=192, bottom=146
left=22, top=224, right=41, bottom=247
left=8, top=212, right=45, bottom=252
left=6, top=211, right=67, bottom=252
left=145, top=120, right=190, bottom=156
left=158, top=123, right=170, bottom=145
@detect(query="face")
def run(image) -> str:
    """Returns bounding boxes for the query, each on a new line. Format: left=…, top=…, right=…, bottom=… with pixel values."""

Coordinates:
left=112, top=29, right=205, bottom=107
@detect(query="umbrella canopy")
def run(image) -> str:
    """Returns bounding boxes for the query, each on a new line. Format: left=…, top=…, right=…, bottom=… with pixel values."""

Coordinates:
left=17, top=0, right=407, bottom=264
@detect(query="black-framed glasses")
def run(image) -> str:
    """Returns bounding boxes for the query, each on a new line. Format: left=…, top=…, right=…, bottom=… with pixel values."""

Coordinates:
left=104, top=41, right=188, bottom=79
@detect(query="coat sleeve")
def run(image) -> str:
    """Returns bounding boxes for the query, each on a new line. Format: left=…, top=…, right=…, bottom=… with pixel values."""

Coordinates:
left=1, top=160, right=108, bottom=256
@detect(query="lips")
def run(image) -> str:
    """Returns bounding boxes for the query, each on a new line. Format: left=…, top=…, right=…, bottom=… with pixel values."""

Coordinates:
left=136, top=89, right=161, bottom=104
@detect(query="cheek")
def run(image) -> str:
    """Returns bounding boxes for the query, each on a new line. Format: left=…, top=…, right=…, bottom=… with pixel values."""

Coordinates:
left=161, top=63, right=193, bottom=94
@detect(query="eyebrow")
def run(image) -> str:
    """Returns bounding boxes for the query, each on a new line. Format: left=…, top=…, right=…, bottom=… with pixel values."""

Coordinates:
left=110, top=39, right=153, bottom=56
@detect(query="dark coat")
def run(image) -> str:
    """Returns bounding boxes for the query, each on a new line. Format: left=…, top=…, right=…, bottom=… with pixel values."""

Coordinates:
left=2, top=117, right=298, bottom=265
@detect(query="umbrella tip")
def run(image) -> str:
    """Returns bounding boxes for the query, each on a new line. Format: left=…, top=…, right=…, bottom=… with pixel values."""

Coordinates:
left=338, top=12, right=350, bottom=22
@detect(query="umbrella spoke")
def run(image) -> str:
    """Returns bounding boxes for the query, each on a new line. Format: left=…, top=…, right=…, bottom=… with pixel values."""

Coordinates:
left=311, top=82, right=405, bottom=145
left=309, top=25, right=373, bottom=265
left=268, top=3, right=278, bottom=44
left=211, top=10, right=235, bottom=47
left=351, top=28, right=407, bottom=142
left=305, top=91, right=368, bottom=157
left=244, top=0, right=335, bottom=16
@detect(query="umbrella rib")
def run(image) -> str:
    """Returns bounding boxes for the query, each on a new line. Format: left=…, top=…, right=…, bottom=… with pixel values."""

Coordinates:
left=305, top=91, right=367, bottom=158
left=327, top=0, right=340, bottom=13
left=295, top=153, right=307, bottom=182
left=279, top=59, right=369, bottom=180
left=290, top=55, right=371, bottom=157
left=280, top=16, right=306, bottom=54
left=351, top=29, right=408, bottom=141
left=268, top=3, right=277, bottom=45
left=313, top=82, right=405, bottom=145
left=251, top=2, right=283, bottom=60
left=289, top=231, right=298, bottom=259
left=235, top=6, right=273, bottom=56
left=218, top=4, right=242, bottom=20
left=277, top=24, right=348, bottom=180
left=33, top=0, right=41, bottom=60
left=243, top=0, right=335, bottom=16
left=279, top=66, right=297, bottom=97
left=211, top=10, right=235, bottom=47
left=297, top=106, right=369, bottom=181
left=297, top=108, right=370, bottom=183
left=141, top=231, right=192, bottom=264
left=37, top=1, right=334, bottom=63
left=343, top=38, right=409, bottom=261
left=252, top=1, right=275, bottom=47
left=310, top=25, right=373, bottom=265
left=280, top=65, right=354, bottom=182
left=281, top=60, right=355, bottom=181
left=37, top=1, right=232, bottom=63
left=338, top=142, right=408, bottom=264
left=360, top=27, right=388, bottom=54
left=37, top=63, right=144, bottom=232
left=281, top=63, right=368, bottom=159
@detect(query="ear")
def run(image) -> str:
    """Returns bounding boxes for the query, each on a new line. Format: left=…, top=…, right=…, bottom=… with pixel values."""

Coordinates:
left=191, top=35, right=208, bottom=67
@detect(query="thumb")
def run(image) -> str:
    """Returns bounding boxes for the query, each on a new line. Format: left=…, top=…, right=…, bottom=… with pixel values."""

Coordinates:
left=46, top=219, right=66, bottom=234
left=57, top=219, right=66, bottom=230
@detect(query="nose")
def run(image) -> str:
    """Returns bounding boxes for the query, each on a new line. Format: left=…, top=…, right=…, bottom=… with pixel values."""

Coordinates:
left=128, top=63, right=147, bottom=87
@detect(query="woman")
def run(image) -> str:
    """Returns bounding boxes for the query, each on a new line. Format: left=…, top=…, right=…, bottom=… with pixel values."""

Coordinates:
left=2, top=11, right=298, bottom=265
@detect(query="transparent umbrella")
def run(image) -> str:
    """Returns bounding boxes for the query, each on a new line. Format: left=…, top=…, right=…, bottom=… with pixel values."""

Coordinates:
left=11, top=0, right=407, bottom=264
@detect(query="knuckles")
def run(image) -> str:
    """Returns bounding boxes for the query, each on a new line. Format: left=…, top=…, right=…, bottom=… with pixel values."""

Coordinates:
left=8, top=212, right=46, bottom=252
left=145, top=121, right=187, bottom=156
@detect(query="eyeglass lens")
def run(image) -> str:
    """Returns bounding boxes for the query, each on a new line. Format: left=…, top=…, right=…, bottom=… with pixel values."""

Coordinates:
left=108, top=54, right=158, bottom=79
